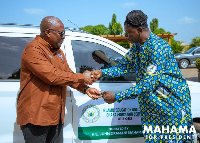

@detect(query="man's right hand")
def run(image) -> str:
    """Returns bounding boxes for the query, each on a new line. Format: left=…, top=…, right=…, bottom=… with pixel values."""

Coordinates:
left=83, top=70, right=93, bottom=85
left=102, top=91, right=116, bottom=104
left=91, top=70, right=102, bottom=82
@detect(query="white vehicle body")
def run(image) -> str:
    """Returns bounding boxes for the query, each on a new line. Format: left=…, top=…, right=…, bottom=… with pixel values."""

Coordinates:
left=0, top=25, right=199, bottom=143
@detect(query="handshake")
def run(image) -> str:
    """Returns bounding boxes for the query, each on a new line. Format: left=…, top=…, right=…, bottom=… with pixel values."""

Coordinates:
left=83, top=70, right=102, bottom=85
left=82, top=70, right=116, bottom=104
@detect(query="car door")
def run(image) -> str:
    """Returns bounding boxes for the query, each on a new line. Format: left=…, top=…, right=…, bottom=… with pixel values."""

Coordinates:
left=63, top=32, right=144, bottom=143
left=0, top=27, right=73, bottom=143
left=193, top=48, right=200, bottom=64
left=0, top=27, right=37, bottom=143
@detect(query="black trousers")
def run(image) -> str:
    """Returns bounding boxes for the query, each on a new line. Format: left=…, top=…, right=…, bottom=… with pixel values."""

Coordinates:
left=20, top=122, right=63, bottom=143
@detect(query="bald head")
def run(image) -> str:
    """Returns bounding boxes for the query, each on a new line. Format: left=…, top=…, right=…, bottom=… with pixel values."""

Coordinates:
left=39, top=16, right=65, bottom=49
left=40, top=16, right=64, bottom=33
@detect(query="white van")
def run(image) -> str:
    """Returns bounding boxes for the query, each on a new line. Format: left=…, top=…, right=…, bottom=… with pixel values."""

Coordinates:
left=0, top=24, right=199, bottom=143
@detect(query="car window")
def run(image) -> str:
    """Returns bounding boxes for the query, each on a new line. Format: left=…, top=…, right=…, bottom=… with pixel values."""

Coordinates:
left=71, top=40, right=136, bottom=82
left=194, top=48, right=200, bottom=54
left=0, top=36, right=34, bottom=80
left=185, top=47, right=196, bottom=54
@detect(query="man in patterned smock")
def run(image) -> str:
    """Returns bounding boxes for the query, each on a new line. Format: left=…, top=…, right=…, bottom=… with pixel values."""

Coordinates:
left=93, top=10, right=194, bottom=142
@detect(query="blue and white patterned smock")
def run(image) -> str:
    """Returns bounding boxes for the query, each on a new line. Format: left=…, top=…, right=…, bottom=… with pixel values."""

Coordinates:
left=101, top=32, right=194, bottom=142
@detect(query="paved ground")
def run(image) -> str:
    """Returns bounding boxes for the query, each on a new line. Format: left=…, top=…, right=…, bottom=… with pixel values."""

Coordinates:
left=180, top=67, right=199, bottom=82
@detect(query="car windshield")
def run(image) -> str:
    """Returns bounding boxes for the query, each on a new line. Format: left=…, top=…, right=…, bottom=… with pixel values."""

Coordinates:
left=185, top=47, right=196, bottom=54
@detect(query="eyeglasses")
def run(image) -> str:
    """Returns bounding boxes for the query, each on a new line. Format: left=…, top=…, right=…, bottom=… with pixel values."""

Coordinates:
left=47, top=29, right=65, bottom=37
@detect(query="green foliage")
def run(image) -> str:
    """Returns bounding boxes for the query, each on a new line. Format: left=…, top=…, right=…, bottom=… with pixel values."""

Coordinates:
left=190, top=36, right=200, bottom=48
left=167, top=34, right=184, bottom=54
left=79, top=25, right=93, bottom=33
left=183, top=45, right=190, bottom=53
left=108, top=14, right=123, bottom=35
left=91, top=25, right=109, bottom=35
left=150, top=18, right=158, bottom=33
left=117, top=42, right=130, bottom=49
left=171, top=39, right=183, bottom=54
left=150, top=18, right=183, bottom=54
left=196, top=58, right=200, bottom=72
left=154, top=28, right=166, bottom=34
left=80, top=25, right=108, bottom=35
left=80, top=13, right=123, bottom=36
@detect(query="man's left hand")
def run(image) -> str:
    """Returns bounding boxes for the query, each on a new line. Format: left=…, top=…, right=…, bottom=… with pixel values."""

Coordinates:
left=86, top=88, right=102, bottom=100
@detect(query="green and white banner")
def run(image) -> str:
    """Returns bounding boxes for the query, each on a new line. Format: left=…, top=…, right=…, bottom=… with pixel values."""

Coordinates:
left=78, top=125, right=143, bottom=140
left=78, top=98, right=143, bottom=140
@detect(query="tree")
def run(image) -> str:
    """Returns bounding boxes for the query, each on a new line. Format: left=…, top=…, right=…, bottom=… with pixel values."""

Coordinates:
left=80, top=25, right=108, bottom=35
left=190, top=36, right=200, bottom=48
left=79, top=25, right=93, bottom=33
left=91, top=25, right=108, bottom=35
left=171, top=38, right=183, bottom=54
left=154, top=28, right=166, bottom=34
left=117, top=42, right=130, bottom=49
left=150, top=18, right=158, bottom=33
left=108, top=14, right=123, bottom=35
left=150, top=18, right=183, bottom=53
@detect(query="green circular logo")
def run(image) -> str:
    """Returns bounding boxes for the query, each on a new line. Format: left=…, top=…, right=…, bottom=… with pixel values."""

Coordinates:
left=81, top=104, right=100, bottom=123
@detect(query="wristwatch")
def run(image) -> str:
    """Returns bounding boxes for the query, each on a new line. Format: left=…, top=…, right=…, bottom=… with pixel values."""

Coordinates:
left=84, top=86, right=90, bottom=94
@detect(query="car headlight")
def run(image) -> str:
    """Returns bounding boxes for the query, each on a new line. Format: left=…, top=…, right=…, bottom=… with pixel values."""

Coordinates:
left=175, top=55, right=180, bottom=58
